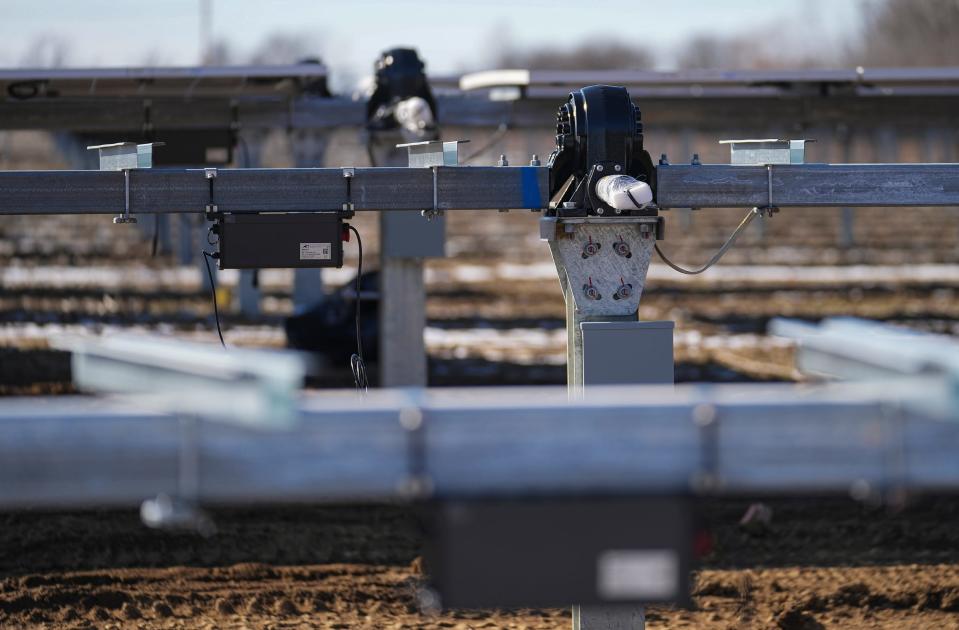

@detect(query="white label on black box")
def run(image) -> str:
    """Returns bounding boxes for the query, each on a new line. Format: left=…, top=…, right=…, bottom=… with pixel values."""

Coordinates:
left=596, top=549, right=679, bottom=600
left=299, top=242, right=331, bottom=260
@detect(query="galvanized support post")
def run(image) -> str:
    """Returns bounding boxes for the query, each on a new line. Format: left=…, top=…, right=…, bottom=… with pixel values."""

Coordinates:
left=290, top=129, right=330, bottom=313
left=545, top=216, right=670, bottom=630
left=838, top=125, right=856, bottom=249
left=233, top=129, right=269, bottom=318
left=368, top=133, right=446, bottom=387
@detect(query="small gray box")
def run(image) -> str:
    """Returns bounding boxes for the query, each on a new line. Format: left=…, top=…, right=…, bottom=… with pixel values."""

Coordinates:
left=381, top=211, right=446, bottom=258
left=581, top=321, right=674, bottom=386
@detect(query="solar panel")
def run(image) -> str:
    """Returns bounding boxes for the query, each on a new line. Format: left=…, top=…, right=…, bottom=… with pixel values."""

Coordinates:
left=0, top=63, right=330, bottom=100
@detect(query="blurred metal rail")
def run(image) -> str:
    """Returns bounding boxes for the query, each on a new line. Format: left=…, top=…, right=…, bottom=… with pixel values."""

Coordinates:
left=1, top=319, right=958, bottom=510
left=1, top=382, right=957, bottom=509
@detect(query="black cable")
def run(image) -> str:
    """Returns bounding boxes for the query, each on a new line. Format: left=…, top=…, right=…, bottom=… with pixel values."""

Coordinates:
left=461, top=122, right=509, bottom=164
left=347, top=224, right=369, bottom=391
left=151, top=215, right=160, bottom=257
left=202, top=251, right=226, bottom=348
left=654, top=207, right=759, bottom=275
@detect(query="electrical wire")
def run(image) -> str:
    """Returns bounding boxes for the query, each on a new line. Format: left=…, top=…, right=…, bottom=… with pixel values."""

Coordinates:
left=461, top=122, right=510, bottom=164
left=202, top=250, right=226, bottom=348
left=151, top=215, right=160, bottom=257
left=347, top=224, right=369, bottom=392
left=654, top=207, right=760, bottom=275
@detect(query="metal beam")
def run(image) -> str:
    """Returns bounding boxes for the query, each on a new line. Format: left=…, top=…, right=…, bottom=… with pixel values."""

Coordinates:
left=0, top=166, right=549, bottom=215
left=0, top=382, right=956, bottom=509
left=656, top=163, right=959, bottom=208
left=459, top=66, right=959, bottom=96
left=6, top=94, right=959, bottom=133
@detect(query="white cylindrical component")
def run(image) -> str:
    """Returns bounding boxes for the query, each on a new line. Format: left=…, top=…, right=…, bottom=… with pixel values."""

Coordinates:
left=595, top=174, right=653, bottom=211
left=394, top=96, right=435, bottom=140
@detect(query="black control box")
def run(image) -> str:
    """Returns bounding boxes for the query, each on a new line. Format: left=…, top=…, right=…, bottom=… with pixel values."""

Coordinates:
left=217, top=213, right=344, bottom=269
left=425, top=497, right=694, bottom=609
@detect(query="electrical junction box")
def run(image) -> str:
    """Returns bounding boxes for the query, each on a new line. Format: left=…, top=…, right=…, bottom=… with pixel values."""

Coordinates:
left=217, top=213, right=344, bottom=269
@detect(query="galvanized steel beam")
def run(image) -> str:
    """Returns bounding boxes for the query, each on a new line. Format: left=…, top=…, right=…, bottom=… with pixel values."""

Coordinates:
left=656, top=163, right=959, bottom=208
left=0, top=166, right=550, bottom=215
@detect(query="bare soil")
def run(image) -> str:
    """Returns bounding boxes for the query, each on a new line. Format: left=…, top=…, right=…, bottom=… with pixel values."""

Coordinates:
left=2, top=498, right=959, bottom=629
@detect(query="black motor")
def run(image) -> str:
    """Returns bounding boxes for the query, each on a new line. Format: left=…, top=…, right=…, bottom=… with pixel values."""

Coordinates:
left=366, top=47, right=438, bottom=131
left=546, top=85, right=656, bottom=216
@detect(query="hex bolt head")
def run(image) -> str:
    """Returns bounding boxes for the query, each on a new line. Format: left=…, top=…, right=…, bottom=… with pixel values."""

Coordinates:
left=583, top=284, right=602, bottom=300
left=581, top=241, right=602, bottom=258
left=613, top=241, right=632, bottom=258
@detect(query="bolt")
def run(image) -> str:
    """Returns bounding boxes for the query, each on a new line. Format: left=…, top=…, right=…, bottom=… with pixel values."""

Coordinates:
left=691, top=154, right=701, bottom=165
left=613, top=240, right=632, bottom=258
left=614, top=164, right=622, bottom=172
left=497, top=154, right=509, bottom=167
left=692, top=403, right=717, bottom=427
left=530, top=154, right=541, bottom=166
left=614, top=281, right=632, bottom=301
left=583, top=282, right=602, bottom=301
left=596, top=207, right=605, bottom=215
left=596, top=164, right=604, bottom=172
left=659, top=154, right=669, bottom=165
left=581, top=239, right=602, bottom=259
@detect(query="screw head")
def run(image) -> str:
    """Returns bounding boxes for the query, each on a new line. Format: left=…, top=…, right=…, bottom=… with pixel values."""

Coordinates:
left=596, top=164, right=604, bottom=172
left=614, top=164, right=622, bottom=172
left=596, top=207, right=605, bottom=215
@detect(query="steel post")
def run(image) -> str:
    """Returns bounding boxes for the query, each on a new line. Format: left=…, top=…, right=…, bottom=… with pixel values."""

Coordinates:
left=369, top=133, right=432, bottom=387
left=290, top=129, right=331, bottom=312
left=547, top=218, right=661, bottom=630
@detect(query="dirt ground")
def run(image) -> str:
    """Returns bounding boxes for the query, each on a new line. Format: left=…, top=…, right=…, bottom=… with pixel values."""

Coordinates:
left=2, top=498, right=959, bottom=629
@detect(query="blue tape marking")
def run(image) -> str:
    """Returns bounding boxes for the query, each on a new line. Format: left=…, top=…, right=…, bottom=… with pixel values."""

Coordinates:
left=520, top=166, right=542, bottom=208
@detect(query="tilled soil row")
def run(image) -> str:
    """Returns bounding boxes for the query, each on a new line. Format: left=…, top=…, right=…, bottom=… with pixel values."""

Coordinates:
left=3, top=499, right=959, bottom=629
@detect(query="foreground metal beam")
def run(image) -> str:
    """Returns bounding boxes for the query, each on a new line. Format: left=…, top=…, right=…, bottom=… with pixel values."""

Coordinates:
left=0, top=382, right=957, bottom=509
left=0, top=166, right=549, bottom=215
left=656, top=163, right=959, bottom=208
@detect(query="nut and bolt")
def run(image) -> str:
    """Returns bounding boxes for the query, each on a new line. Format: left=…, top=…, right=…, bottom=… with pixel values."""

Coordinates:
left=614, top=282, right=633, bottom=301
left=530, top=154, right=541, bottom=166
left=583, top=283, right=602, bottom=301
left=497, top=154, right=509, bottom=167
left=581, top=239, right=602, bottom=258
left=613, top=240, right=632, bottom=258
